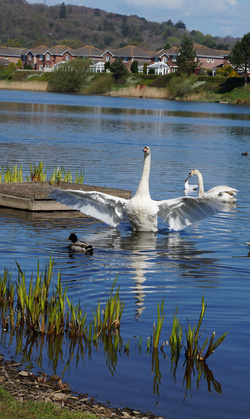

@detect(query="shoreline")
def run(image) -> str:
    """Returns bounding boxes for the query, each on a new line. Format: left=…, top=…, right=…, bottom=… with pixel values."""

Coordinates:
left=0, top=352, right=160, bottom=419
left=0, top=80, right=249, bottom=104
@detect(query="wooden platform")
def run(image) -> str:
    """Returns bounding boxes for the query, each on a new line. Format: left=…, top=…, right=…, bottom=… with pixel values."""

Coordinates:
left=0, top=181, right=131, bottom=212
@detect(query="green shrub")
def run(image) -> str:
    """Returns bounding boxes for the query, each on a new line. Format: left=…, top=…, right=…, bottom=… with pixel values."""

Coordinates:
left=86, top=73, right=114, bottom=94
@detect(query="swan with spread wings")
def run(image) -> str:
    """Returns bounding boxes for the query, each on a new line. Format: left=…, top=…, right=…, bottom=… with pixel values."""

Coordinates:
left=50, top=146, right=224, bottom=232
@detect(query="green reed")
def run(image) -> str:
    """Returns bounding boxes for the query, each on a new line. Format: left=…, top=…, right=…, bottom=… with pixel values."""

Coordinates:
left=92, top=275, right=124, bottom=337
left=0, top=162, right=84, bottom=184
left=169, top=307, right=182, bottom=356
left=0, top=164, right=23, bottom=182
left=0, top=258, right=124, bottom=343
left=29, top=161, right=47, bottom=181
left=184, top=295, right=228, bottom=361
left=152, top=298, right=165, bottom=349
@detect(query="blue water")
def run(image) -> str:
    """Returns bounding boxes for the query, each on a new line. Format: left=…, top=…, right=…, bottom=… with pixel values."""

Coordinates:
left=0, top=90, right=250, bottom=418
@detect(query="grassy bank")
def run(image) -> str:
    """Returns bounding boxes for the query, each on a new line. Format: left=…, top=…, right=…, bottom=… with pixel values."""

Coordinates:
left=0, top=72, right=249, bottom=104
left=0, top=388, right=96, bottom=419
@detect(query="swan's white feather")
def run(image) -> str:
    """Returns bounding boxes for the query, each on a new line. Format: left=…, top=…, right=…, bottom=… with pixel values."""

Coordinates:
left=50, top=189, right=127, bottom=227
left=157, top=196, right=224, bottom=230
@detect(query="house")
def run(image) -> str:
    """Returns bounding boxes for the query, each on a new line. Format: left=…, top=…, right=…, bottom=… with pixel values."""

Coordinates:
left=0, top=43, right=231, bottom=75
left=153, top=45, right=230, bottom=75
left=23, top=45, right=75, bottom=71
left=0, top=46, right=26, bottom=65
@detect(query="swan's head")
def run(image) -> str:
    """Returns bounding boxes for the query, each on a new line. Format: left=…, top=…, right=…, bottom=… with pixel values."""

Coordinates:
left=185, top=169, right=199, bottom=182
left=143, top=146, right=151, bottom=155
left=68, top=233, right=78, bottom=243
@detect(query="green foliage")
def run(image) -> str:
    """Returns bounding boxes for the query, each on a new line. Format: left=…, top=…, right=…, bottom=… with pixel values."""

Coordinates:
left=48, top=59, right=90, bottom=93
left=230, top=32, right=250, bottom=86
left=0, top=163, right=85, bottom=184
left=0, top=0, right=236, bottom=51
left=152, top=299, right=165, bottom=349
left=177, top=36, right=198, bottom=75
left=130, top=60, right=138, bottom=73
left=86, top=73, right=113, bottom=95
left=0, top=62, right=16, bottom=80
left=59, top=2, right=67, bottom=19
left=167, top=74, right=197, bottom=98
left=110, top=58, right=127, bottom=83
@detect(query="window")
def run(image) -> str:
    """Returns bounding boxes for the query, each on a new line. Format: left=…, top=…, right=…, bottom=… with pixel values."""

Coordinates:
left=163, top=56, right=167, bottom=63
left=123, top=57, right=128, bottom=62
left=46, top=53, right=50, bottom=60
left=207, top=58, right=210, bottom=63
left=65, top=54, right=70, bottom=61
left=106, top=56, right=110, bottom=62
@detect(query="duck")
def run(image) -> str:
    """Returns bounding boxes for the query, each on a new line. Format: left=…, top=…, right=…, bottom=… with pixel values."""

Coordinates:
left=68, top=233, right=93, bottom=253
left=185, top=169, right=238, bottom=203
left=242, top=152, right=248, bottom=156
left=50, top=147, right=225, bottom=232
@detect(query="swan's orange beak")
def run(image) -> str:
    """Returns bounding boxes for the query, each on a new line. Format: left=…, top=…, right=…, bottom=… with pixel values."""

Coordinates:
left=143, top=146, right=149, bottom=152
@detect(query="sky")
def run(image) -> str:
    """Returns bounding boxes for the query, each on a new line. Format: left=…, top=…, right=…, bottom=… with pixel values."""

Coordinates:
left=26, top=0, right=249, bottom=39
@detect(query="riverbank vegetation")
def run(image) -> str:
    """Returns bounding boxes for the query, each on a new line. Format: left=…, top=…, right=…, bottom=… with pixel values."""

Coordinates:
left=0, top=64, right=249, bottom=104
left=0, top=162, right=84, bottom=184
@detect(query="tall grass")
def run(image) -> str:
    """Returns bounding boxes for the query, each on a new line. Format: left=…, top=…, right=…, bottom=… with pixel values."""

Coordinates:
left=0, top=81, right=48, bottom=91
left=0, top=163, right=85, bottom=184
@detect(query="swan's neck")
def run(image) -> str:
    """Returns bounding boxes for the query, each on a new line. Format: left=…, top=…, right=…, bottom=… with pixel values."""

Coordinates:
left=135, top=152, right=151, bottom=197
left=196, top=171, right=204, bottom=196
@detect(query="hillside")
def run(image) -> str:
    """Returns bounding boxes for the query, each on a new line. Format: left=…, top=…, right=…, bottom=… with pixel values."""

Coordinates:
left=0, top=0, right=239, bottom=51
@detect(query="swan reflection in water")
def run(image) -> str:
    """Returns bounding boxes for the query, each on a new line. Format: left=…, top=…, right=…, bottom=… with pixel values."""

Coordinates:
left=83, top=226, right=219, bottom=319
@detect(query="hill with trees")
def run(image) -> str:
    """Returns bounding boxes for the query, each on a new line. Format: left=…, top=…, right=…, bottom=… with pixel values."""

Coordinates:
left=0, top=0, right=239, bottom=51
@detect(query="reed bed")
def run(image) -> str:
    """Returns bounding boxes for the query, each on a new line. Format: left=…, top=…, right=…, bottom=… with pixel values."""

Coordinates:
left=0, top=258, right=125, bottom=344
left=110, top=86, right=170, bottom=99
left=0, top=162, right=85, bottom=184
left=0, top=81, right=48, bottom=91
left=0, top=258, right=227, bottom=390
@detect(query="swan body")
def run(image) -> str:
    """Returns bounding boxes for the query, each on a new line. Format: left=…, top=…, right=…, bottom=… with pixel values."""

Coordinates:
left=185, top=169, right=238, bottom=203
left=68, top=233, right=93, bottom=253
left=50, top=147, right=224, bottom=232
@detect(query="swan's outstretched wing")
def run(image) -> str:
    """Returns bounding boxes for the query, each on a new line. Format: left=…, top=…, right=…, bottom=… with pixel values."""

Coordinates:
left=157, top=196, right=225, bottom=231
left=50, top=188, right=128, bottom=227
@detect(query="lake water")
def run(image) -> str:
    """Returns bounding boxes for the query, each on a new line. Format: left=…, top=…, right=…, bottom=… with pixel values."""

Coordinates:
left=0, top=90, right=250, bottom=418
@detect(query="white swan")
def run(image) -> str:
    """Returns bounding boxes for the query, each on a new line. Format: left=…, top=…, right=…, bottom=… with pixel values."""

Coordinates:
left=50, top=147, right=224, bottom=232
left=184, top=179, right=198, bottom=193
left=185, top=169, right=238, bottom=203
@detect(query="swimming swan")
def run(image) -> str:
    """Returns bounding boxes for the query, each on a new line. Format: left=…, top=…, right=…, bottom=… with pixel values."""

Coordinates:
left=50, top=147, right=224, bottom=232
left=185, top=169, right=238, bottom=203
left=184, top=179, right=198, bottom=193
left=68, top=233, right=93, bottom=253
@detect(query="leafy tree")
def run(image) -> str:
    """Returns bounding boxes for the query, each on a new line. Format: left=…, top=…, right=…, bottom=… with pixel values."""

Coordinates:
left=110, top=57, right=127, bottom=83
left=230, top=33, right=250, bottom=87
left=131, top=60, right=138, bottom=73
left=175, top=20, right=186, bottom=30
left=0, top=62, right=16, bottom=80
left=203, top=34, right=216, bottom=49
left=176, top=36, right=198, bottom=75
left=59, top=2, right=67, bottom=19
left=47, top=58, right=90, bottom=93
left=163, top=42, right=171, bottom=50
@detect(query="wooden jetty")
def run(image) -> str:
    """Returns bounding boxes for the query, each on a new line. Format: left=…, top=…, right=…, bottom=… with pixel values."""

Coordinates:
left=0, top=181, right=131, bottom=212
